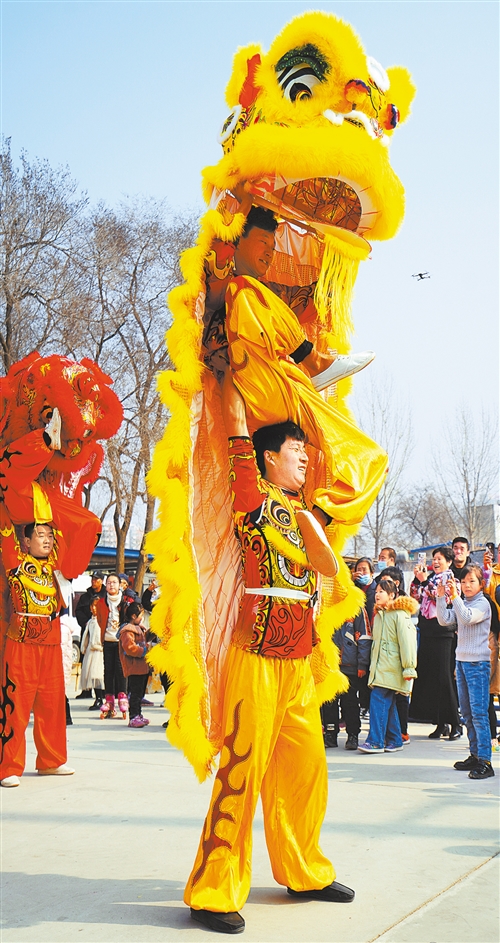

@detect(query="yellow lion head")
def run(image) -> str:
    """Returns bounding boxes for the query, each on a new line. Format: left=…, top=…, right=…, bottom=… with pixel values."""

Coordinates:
left=205, top=11, right=415, bottom=251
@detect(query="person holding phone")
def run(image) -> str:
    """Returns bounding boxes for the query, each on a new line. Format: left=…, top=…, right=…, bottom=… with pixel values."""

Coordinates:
left=436, top=565, right=494, bottom=779
left=409, top=546, right=462, bottom=740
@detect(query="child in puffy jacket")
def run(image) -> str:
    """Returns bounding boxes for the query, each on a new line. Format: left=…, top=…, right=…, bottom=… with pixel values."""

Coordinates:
left=321, top=608, right=372, bottom=750
left=359, top=579, right=418, bottom=754
left=119, top=602, right=151, bottom=729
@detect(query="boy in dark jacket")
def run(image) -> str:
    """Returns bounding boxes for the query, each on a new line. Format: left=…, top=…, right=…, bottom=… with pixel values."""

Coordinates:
left=321, top=609, right=372, bottom=750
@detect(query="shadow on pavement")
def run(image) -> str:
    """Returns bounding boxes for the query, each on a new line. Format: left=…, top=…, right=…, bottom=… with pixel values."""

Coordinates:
left=1, top=874, right=188, bottom=931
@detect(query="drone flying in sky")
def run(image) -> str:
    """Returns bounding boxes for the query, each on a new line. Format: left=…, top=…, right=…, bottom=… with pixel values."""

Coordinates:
left=412, top=272, right=431, bottom=281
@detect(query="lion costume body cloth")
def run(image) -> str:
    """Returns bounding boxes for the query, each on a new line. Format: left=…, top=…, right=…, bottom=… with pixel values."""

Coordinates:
left=147, top=12, right=416, bottom=782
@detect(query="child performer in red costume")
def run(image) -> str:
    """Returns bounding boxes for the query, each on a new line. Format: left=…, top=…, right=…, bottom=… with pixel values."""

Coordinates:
left=0, top=521, right=74, bottom=787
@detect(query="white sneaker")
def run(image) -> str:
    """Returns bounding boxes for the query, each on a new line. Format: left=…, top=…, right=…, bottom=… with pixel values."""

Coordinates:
left=311, top=351, right=375, bottom=390
left=1, top=775, right=20, bottom=787
left=38, top=764, right=75, bottom=776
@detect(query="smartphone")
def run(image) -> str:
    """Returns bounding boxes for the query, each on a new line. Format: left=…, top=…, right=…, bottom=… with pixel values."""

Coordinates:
left=440, top=570, right=453, bottom=586
left=417, top=553, right=426, bottom=567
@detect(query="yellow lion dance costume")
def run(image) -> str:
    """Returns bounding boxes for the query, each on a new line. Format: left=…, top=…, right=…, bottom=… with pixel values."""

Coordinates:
left=148, top=11, right=415, bottom=782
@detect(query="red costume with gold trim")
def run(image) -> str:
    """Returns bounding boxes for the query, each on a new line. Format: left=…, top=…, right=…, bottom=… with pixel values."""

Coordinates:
left=0, top=351, right=122, bottom=780
left=0, top=525, right=67, bottom=779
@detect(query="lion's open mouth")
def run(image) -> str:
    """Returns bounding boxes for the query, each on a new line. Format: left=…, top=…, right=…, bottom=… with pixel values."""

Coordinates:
left=248, top=175, right=376, bottom=244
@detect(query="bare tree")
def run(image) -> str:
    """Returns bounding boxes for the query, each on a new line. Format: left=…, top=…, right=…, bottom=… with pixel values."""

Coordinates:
left=436, top=405, right=498, bottom=547
left=76, top=200, right=198, bottom=586
left=0, top=139, right=88, bottom=372
left=392, top=484, right=458, bottom=548
left=354, top=380, right=414, bottom=556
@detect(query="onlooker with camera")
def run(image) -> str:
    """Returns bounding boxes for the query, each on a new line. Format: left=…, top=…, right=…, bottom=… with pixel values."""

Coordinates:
left=484, top=543, right=500, bottom=617
left=436, top=565, right=494, bottom=779
left=410, top=546, right=462, bottom=740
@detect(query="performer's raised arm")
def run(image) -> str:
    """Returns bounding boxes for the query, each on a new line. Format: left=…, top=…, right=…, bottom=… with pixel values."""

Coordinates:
left=220, top=367, right=248, bottom=438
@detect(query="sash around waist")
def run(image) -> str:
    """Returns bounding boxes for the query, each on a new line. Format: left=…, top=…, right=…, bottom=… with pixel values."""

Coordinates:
left=245, top=586, right=311, bottom=601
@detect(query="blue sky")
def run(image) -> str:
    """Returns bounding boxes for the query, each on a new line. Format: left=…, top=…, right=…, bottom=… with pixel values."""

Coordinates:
left=2, top=0, right=499, bottom=492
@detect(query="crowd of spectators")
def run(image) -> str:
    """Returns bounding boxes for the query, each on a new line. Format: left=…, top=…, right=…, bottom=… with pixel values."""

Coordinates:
left=71, top=539, right=500, bottom=777
left=322, top=540, right=500, bottom=781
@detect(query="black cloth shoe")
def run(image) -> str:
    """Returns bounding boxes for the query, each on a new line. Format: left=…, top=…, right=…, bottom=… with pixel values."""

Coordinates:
left=190, top=908, right=245, bottom=934
left=428, top=724, right=450, bottom=739
left=323, top=729, right=338, bottom=748
left=468, top=761, right=495, bottom=780
left=449, top=725, right=462, bottom=740
left=88, top=699, right=103, bottom=711
left=454, top=755, right=479, bottom=771
left=287, top=881, right=355, bottom=903
left=75, top=690, right=92, bottom=699
left=345, top=735, right=358, bottom=751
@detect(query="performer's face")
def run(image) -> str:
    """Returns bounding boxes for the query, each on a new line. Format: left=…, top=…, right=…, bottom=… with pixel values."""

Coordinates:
left=234, top=226, right=275, bottom=279
left=25, top=524, right=54, bottom=559
left=264, top=437, right=308, bottom=491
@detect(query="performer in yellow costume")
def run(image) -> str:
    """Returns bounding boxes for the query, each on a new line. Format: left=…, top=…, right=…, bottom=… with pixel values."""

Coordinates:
left=147, top=5, right=415, bottom=862
left=226, top=205, right=387, bottom=530
left=186, top=372, right=354, bottom=934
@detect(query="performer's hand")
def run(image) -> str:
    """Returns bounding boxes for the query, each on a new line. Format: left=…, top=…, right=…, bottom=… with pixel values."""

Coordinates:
left=221, top=368, right=248, bottom=437
left=232, top=181, right=253, bottom=217
left=43, top=406, right=62, bottom=451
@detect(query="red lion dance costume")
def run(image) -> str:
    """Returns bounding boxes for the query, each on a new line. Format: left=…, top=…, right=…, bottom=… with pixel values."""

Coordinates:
left=0, top=352, right=122, bottom=782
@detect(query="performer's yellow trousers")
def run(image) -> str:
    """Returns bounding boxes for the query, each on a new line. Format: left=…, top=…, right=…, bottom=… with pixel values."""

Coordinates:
left=185, top=645, right=334, bottom=913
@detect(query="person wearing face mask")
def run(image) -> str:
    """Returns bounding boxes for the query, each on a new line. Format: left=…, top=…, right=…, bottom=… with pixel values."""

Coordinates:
left=410, top=547, right=462, bottom=740
left=353, top=558, right=376, bottom=623
left=352, top=558, right=376, bottom=718
left=374, top=548, right=405, bottom=591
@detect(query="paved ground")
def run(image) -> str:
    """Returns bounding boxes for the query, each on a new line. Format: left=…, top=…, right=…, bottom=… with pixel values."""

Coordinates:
left=1, top=694, right=499, bottom=943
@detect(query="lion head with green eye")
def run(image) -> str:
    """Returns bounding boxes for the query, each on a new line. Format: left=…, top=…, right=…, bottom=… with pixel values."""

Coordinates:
left=205, top=10, right=415, bottom=253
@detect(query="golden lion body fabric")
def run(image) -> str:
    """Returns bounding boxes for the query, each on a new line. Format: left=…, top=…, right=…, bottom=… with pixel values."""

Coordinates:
left=147, top=11, right=415, bottom=780
left=226, top=275, right=387, bottom=526
left=185, top=645, right=334, bottom=913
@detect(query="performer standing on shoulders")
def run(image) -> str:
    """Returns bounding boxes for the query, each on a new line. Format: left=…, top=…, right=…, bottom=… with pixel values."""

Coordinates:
left=186, top=370, right=354, bottom=936
left=0, top=521, right=74, bottom=787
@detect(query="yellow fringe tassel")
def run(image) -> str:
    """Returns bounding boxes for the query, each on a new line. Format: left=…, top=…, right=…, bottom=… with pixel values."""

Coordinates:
left=314, top=233, right=370, bottom=341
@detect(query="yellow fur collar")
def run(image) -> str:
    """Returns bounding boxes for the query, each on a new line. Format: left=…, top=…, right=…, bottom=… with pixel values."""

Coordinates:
left=384, top=595, right=419, bottom=615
